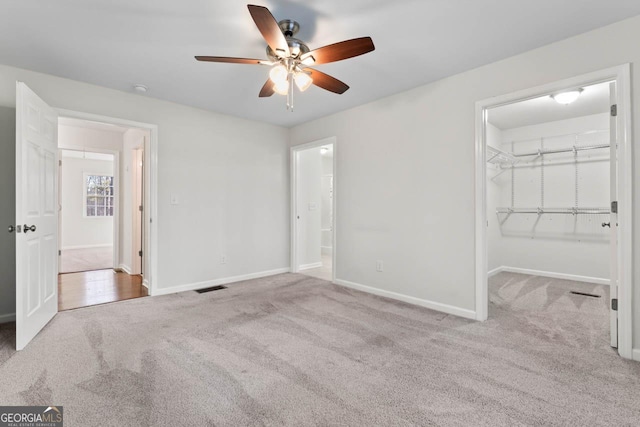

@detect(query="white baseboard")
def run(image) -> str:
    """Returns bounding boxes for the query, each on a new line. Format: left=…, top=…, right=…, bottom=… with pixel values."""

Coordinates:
left=632, top=349, right=640, bottom=362
left=142, top=279, right=149, bottom=289
left=62, top=244, right=113, bottom=250
left=152, top=267, right=290, bottom=296
left=491, top=266, right=610, bottom=286
left=488, top=267, right=503, bottom=277
left=334, top=279, right=476, bottom=320
left=0, top=313, right=16, bottom=324
left=118, top=264, right=132, bottom=274
left=298, top=262, right=323, bottom=271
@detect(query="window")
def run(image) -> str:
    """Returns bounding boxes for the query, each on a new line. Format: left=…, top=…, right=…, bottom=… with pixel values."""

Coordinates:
left=85, top=175, right=114, bottom=217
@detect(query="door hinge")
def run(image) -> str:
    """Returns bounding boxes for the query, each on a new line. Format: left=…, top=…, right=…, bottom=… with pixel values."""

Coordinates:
left=138, top=250, right=143, bottom=257
left=611, top=104, right=617, bottom=117
left=611, top=298, right=618, bottom=311
left=58, top=159, right=62, bottom=166
left=58, top=250, right=61, bottom=256
left=611, top=201, right=618, bottom=214
left=139, top=205, right=143, bottom=212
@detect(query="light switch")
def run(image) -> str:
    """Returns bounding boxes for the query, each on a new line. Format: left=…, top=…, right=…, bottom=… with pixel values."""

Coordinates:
left=170, top=194, right=179, bottom=205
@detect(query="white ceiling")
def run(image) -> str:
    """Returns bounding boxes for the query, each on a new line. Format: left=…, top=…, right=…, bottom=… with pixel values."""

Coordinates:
left=488, top=81, right=611, bottom=130
left=2, top=1, right=639, bottom=128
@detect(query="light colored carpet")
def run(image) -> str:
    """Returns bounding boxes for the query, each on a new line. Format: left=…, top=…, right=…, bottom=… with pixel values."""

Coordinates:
left=60, top=246, right=113, bottom=273
left=301, top=254, right=333, bottom=281
left=0, top=272, right=639, bottom=426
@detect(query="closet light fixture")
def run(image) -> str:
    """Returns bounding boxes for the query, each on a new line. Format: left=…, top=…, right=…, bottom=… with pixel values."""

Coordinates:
left=551, top=88, right=583, bottom=105
left=133, top=84, right=148, bottom=93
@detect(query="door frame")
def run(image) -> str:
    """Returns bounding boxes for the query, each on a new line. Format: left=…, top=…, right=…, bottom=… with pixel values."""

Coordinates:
left=57, top=109, right=159, bottom=296
left=474, top=64, right=633, bottom=359
left=290, top=137, right=337, bottom=283
left=57, top=147, right=120, bottom=273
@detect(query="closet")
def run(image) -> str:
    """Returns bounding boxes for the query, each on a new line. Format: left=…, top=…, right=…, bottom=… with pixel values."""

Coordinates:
left=486, top=82, right=611, bottom=284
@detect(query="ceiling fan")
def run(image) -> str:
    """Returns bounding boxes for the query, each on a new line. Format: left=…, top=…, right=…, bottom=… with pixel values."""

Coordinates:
left=195, top=4, right=375, bottom=111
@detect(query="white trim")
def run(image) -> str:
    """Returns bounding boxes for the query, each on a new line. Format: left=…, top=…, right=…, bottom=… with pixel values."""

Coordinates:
left=142, top=279, right=149, bottom=290
left=632, top=349, right=640, bottom=362
left=488, top=267, right=503, bottom=278
left=0, top=313, right=16, bottom=324
left=321, top=246, right=333, bottom=255
left=490, top=266, right=610, bottom=285
left=298, top=262, right=323, bottom=271
left=57, top=109, right=159, bottom=297
left=118, top=263, right=132, bottom=274
left=335, top=279, right=476, bottom=320
left=475, top=64, right=633, bottom=358
left=291, top=137, right=337, bottom=284
left=153, top=268, right=290, bottom=296
left=62, top=244, right=113, bottom=250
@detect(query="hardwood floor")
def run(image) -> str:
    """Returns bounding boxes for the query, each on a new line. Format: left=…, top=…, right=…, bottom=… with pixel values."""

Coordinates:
left=58, top=269, right=148, bottom=311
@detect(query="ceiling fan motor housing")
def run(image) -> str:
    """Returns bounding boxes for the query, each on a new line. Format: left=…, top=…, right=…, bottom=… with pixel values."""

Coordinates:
left=266, top=20, right=309, bottom=60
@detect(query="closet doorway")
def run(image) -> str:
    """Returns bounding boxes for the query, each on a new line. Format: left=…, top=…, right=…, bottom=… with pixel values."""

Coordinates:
left=475, top=65, right=632, bottom=359
left=291, top=137, right=337, bottom=283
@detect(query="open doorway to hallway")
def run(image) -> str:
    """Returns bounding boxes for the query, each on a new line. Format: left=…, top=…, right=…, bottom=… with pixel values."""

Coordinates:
left=292, top=139, right=335, bottom=282
left=57, top=117, right=149, bottom=310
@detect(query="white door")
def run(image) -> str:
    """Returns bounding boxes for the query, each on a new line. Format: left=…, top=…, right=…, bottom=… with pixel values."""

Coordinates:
left=15, top=82, right=59, bottom=350
left=609, top=82, right=618, bottom=348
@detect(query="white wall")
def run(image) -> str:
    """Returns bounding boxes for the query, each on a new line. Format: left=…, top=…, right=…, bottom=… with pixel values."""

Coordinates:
left=488, top=114, right=610, bottom=280
left=296, top=147, right=322, bottom=268
left=0, top=63, right=290, bottom=303
left=58, top=124, right=123, bottom=152
left=0, top=107, right=15, bottom=322
left=289, top=14, right=640, bottom=338
left=60, top=155, right=114, bottom=248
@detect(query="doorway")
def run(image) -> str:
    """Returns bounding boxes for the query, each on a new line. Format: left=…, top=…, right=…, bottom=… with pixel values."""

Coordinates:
left=291, top=137, right=337, bottom=283
left=58, top=148, right=116, bottom=273
left=475, top=65, right=633, bottom=359
left=56, top=117, right=149, bottom=311
left=13, top=83, right=158, bottom=349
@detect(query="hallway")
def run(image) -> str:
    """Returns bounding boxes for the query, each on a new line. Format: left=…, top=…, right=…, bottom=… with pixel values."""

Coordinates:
left=58, top=269, right=148, bottom=311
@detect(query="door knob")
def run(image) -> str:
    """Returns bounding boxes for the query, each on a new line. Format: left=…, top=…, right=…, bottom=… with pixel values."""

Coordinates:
left=8, top=225, right=14, bottom=233
left=23, top=224, right=36, bottom=233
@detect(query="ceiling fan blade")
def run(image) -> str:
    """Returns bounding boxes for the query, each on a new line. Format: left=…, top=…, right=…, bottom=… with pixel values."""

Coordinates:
left=195, top=56, right=264, bottom=64
left=259, top=79, right=275, bottom=97
left=307, top=69, right=349, bottom=94
left=247, top=5, right=290, bottom=58
left=301, top=37, right=375, bottom=65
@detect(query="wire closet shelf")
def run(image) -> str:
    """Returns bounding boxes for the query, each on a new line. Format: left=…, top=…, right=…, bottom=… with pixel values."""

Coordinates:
left=490, top=128, right=611, bottom=216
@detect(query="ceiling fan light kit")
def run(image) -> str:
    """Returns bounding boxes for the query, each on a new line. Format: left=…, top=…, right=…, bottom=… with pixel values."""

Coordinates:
left=196, top=4, right=375, bottom=111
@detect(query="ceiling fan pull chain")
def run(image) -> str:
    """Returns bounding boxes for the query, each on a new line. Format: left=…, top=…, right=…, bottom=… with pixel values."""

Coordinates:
left=289, top=74, right=294, bottom=111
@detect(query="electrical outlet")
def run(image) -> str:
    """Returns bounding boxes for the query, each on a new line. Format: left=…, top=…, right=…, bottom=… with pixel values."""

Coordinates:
left=376, top=260, right=383, bottom=272
left=220, top=255, right=227, bottom=264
